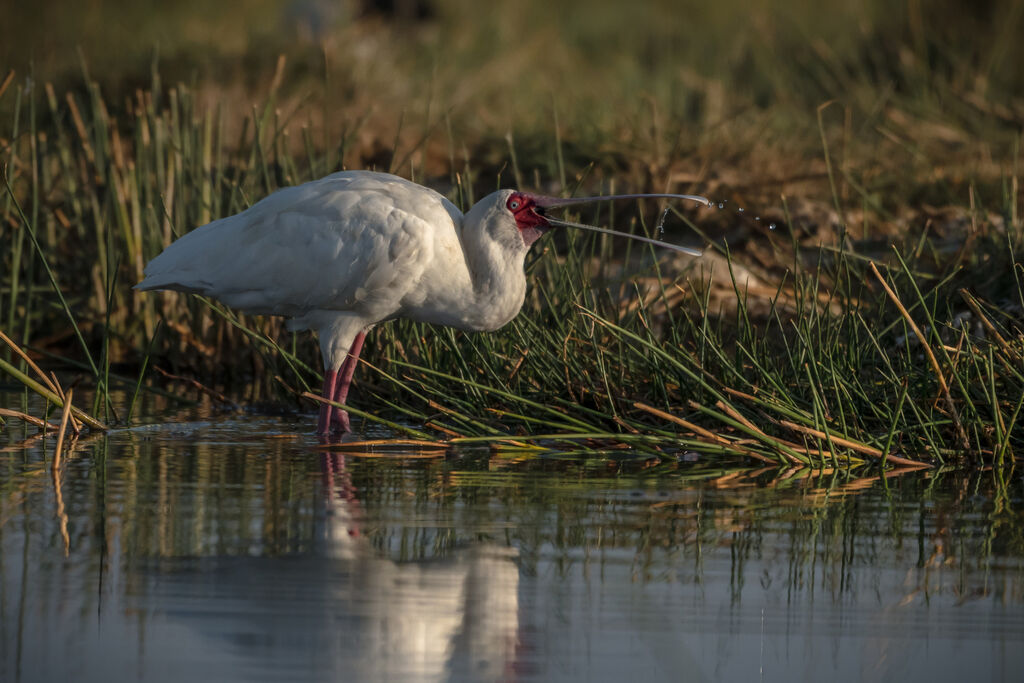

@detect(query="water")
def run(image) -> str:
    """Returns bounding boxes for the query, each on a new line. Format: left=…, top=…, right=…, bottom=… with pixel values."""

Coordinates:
left=656, top=207, right=670, bottom=236
left=708, top=200, right=779, bottom=230
left=2, top=410, right=1023, bottom=682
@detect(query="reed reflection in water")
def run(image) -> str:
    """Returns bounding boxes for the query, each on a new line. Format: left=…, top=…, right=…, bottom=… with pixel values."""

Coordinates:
left=1, top=417, right=1023, bottom=681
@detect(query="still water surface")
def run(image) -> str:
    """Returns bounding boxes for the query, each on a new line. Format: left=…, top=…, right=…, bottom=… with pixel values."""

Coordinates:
left=1, top=411, right=1023, bottom=682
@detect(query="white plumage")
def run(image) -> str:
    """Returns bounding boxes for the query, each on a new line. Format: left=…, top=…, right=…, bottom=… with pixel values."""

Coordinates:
left=137, top=170, right=708, bottom=436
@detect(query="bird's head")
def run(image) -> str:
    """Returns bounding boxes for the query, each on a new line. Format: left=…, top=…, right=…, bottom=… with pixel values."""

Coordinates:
left=504, top=192, right=550, bottom=247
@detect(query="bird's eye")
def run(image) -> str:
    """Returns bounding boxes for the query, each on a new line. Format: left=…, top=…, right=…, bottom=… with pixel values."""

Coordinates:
left=509, top=200, right=520, bottom=210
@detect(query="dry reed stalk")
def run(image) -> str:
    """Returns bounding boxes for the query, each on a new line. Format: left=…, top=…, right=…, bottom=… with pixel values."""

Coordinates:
left=47, top=371, right=81, bottom=435
left=0, top=69, right=14, bottom=101
left=959, top=289, right=1017, bottom=359
left=633, top=401, right=777, bottom=464
left=0, top=328, right=61, bottom=395
left=714, top=400, right=803, bottom=464
left=0, top=408, right=59, bottom=432
left=869, top=262, right=971, bottom=452
left=314, top=438, right=448, bottom=451
left=775, top=418, right=927, bottom=468
left=424, top=422, right=463, bottom=437
left=50, top=389, right=74, bottom=556
left=65, top=93, right=96, bottom=164
left=0, top=356, right=107, bottom=430
left=52, top=388, right=74, bottom=469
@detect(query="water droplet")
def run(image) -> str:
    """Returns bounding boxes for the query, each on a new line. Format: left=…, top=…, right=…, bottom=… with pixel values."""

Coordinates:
left=769, top=223, right=777, bottom=230
left=738, top=207, right=745, bottom=213
left=755, top=216, right=760, bottom=221
left=656, top=207, right=669, bottom=235
left=717, top=203, right=724, bottom=209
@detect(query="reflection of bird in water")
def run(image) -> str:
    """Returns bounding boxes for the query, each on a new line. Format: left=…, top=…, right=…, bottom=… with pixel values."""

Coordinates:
left=141, top=453, right=522, bottom=681
left=319, top=452, right=522, bottom=681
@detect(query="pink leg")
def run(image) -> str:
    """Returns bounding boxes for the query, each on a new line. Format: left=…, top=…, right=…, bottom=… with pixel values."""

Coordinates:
left=317, top=369, right=340, bottom=436
left=330, top=331, right=367, bottom=434
left=321, top=453, right=362, bottom=537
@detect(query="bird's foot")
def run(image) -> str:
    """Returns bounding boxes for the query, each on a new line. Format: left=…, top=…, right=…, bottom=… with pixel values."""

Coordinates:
left=331, top=410, right=352, bottom=436
left=316, top=411, right=352, bottom=441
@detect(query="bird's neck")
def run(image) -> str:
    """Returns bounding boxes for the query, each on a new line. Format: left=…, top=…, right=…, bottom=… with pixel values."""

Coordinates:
left=408, top=199, right=530, bottom=332
left=458, top=237, right=528, bottom=332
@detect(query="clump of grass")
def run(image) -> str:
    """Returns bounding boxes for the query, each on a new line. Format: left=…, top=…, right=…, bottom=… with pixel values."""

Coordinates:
left=357, top=212, right=1023, bottom=465
left=1, top=5, right=1022, bottom=465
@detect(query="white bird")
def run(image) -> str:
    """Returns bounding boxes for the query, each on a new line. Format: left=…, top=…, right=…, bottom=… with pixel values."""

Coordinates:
left=136, top=171, right=708, bottom=436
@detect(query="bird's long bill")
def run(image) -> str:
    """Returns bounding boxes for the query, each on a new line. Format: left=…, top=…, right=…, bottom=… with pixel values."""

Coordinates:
left=544, top=217, right=703, bottom=256
left=529, top=192, right=711, bottom=257
left=530, top=192, right=713, bottom=210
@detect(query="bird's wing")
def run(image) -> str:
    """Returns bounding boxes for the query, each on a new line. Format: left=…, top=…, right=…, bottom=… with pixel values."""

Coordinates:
left=136, top=172, right=460, bottom=321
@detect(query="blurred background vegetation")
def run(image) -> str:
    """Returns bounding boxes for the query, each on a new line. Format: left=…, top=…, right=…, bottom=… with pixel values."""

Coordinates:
left=4, top=0, right=1022, bottom=172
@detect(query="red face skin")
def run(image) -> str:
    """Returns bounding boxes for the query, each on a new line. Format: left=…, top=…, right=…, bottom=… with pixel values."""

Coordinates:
left=506, top=192, right=550, bottom=246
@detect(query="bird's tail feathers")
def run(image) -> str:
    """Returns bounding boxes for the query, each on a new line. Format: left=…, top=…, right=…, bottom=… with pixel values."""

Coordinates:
left=133, top=275, right=210, bottom=295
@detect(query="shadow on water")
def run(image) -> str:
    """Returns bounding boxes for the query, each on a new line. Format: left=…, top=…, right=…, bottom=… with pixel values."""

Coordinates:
left=1, top=402, right=1024, bottom=681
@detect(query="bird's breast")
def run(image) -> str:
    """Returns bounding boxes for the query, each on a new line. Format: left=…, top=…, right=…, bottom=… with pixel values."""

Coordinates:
left=405, top=272, right=527, bottom=332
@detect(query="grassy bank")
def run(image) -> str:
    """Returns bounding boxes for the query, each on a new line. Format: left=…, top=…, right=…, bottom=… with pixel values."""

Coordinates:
left=1, top=1, right=1023, bottom=464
